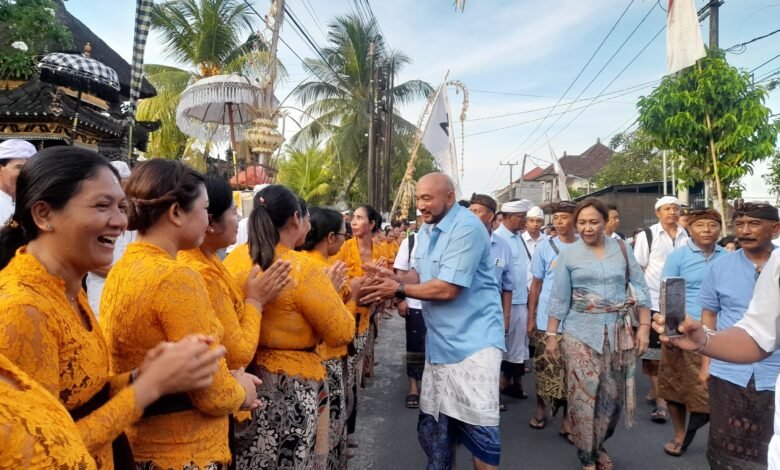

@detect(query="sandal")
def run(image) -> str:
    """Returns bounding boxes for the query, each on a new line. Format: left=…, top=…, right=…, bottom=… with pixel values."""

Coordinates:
left=499, top=401, right=507, bottom=412
left=663, top=440, right=685, bottom=457
left=596, top=449, right=614, bottom=470
left=559, top=431, right=575, bottom=446
left=405, top=394, right=419, bottom=409
left=528, top=416, right=546, bottom=430
left=651, top=407, right=669, bottom=423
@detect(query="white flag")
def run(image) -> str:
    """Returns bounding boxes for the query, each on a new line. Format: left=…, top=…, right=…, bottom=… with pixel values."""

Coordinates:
left=666, top=0, right=706, bottom=74
left=548, top=142, right=571, bottom=201
left=421, top=84, right=461, bottom=196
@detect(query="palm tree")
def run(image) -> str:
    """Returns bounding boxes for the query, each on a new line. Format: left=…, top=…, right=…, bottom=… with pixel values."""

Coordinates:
left=276, top=145, right=335, bottom=205
left=292, top=14, right=434, bottom=199
left=136, top=64, right=191, bottom=158
left=150, top=0, right=255, bottom=77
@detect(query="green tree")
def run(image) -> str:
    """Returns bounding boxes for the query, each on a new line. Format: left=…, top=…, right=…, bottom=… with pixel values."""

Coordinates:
left=593, top=130, right=664, bottom=188
left=637, top=50, right=779, bottom=223
left=276, top=145, right=335, bottom=205
left=762, top=151, right=780, bottom=204
left=136, top=64, right=191, bottom=159
left=292, top=14, right=434, bottom=200
left=150, top=0, right=254, bottom=77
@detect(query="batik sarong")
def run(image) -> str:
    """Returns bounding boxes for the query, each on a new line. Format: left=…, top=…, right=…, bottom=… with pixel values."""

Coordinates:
left=658, top=344, right=709, bottom=414
left=531, top=329, right=567, bottom=416
left=707, top=376, right=774, bottom=470
left=234, top=368, right=325, bottom=470
left=324, top=358, right=347, bottom=470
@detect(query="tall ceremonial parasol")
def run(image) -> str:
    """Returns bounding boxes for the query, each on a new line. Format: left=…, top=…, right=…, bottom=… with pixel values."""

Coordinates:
left=175, top=74, right=262, bottom=181
left=37, top=44, right=121, bottom=145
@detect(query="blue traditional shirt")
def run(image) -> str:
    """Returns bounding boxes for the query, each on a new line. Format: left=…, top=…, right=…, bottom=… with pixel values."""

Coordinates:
left=661, top=240, right=725, bottom=321
left=531, top=237, right=577, bottom=331
left=547, top=238, right=651, bottom=353
left=490, top=234, right=515, bottom=292
left=413, top=204, right=506, bottom=364
left=494, top=224, right=528, bottom=305
left=700, top=248, right=780, bottom=391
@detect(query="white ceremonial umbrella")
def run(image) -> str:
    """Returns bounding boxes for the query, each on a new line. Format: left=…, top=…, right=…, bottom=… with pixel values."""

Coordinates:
left=175, top=74, right=266, bottom=176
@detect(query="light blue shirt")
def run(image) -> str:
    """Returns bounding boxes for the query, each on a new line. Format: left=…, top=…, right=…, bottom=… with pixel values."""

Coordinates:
left=661, top=240, right=726, bottom=321
left=700, top=248, right=780, bottom=391
left=494, top=224, right=528, bottom=305
left=413, top=204, right=506, bottom=364
left=547, top=238, right=651, bottom=353
left=531, top=237, right=576, bottom=330
left=490, top=234, right=515, bottom=292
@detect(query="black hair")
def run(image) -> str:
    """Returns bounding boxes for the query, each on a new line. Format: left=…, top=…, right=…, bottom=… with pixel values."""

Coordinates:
left=124, top=159, right=205, bottom=233
left=0, top=159, right=12, bottom=167
left=356, top=204, right=382, bottom=233
left=301, top=207, right=343, bottom=251
left=248, top=184, right=301, bottom=269
left=0, top=147, right=118, bottom=269
left=203, top=175, right=233, bottom=222
left=574, top=197, right=610, bottom=222
left=298, top=197, right=309, bottom=216
left=607, top=204, right=618, bottom=211
left=457, top=199, right=470, bottom=208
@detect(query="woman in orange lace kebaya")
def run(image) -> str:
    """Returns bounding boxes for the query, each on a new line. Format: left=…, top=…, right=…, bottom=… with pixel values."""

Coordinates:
left=302, top=207, right=366, bottom=470
left=232, top=186, right=355, bottom=470
left=178, top=175, right=292, bottom=371
left=334, top=204, right=386, bottom=444
left=100, top=160, right=262, bottom=470
left=0, top=352, right=96, bottom=469
left=0, top=148, right=226, bottom=470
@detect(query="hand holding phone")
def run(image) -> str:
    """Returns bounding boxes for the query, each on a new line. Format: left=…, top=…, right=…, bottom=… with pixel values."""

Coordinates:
left=660, top=277, right=686, bottom=337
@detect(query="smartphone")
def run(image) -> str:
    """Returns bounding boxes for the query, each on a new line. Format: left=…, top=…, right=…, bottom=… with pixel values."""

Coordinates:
left=660, top=277, right=686, bottom=337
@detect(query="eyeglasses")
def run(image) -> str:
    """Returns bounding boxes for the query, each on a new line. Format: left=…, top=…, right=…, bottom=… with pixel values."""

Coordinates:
left=333, top=232, right=348, bottom=238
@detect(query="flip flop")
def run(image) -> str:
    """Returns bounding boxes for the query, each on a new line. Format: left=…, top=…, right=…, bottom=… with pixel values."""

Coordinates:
left=559, top=431, right=575, bottom=446
left=651, top=407, right=669, bottom=424
left=664, top=440, right=685, bottom=457
left=528, top=416, right=546, bottom=430
left=596, top=449, right=614, bottom=470
left=405, top=394, right=419, bottom=409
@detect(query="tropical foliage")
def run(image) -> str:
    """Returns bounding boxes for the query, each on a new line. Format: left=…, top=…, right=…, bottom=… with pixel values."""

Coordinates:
left=763, top=151, right=780, bottom=204
left=637, top=50, right=779, bottom=209
left=0, top=0, right=70, bottom=80
left=276, top=145, right=334, bottom=205
left=593, top=130, right=664, bottom=188
left=136, top=64, right=191, bottom=158
left=291, top=14, right=435, bottom=203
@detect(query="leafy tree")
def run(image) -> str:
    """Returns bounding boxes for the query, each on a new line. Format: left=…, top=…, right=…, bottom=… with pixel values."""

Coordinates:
left=292, top=14, right=434, bottom=199
left=276, top=145, right=335, bottom=205
left=638, top=50, right=779, bottom=225
left=136, top=64, right=191, bottom=158
left=763, top=151, right=780, bottom=204
left=593, top=131, right=664, bottom=188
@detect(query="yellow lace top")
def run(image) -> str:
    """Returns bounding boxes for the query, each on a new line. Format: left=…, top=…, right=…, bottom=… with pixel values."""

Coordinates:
left=178, top=248, right=261, bottom=370
left=0, top=352, right=97, bottom=469
left=223, top=243, right=251, bottom=278
left=100, top=242, right=245, bottom=469
left=303, top=250, right=357, bottom=361
left=232, top=245, right=355, bottom=381
left=0, top=248, right=142, bottom=469
left=334, top=238, right=386, bottom=333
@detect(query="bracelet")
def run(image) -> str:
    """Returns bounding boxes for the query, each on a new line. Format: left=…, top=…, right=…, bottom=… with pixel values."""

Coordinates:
left=638, top=322, right=651, bottom=327
left=545, top=332, right=560, bottom=338
left=694, top=326, right=716, bottom=353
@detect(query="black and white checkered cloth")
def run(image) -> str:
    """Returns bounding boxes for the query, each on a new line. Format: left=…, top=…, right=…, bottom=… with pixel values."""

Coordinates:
left=127, top=0, right=154, bottom=120
left=38, top=52, right=121, bottom=92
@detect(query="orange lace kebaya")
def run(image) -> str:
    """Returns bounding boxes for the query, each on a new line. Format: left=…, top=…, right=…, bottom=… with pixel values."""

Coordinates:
left=0, top=248, right=142, bottom=469
left=232, top=245, right=355, bottom=381
left=0, top=352, right=97, bottom=469
left=100, top=242, right=245, bottom=469
left=178, top=248, right=261, bottom=370
left=334, top=238, right=386, bottom=334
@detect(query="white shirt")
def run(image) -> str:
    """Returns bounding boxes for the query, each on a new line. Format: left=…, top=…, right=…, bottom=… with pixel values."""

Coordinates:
left=226, top=217, right=249, bottom=253
left=522, top=231, right=546, bottom=289
left=733, top=250, right=780, bottom=469
left=0, top=190, right=14, bottom=225
left=393, top=235, right=421, bottom=309
left=86, top=230, right=136, bottom=317
left=609, top=232, right=623, bottom=240
left=633, top=223, right=689, bottom=310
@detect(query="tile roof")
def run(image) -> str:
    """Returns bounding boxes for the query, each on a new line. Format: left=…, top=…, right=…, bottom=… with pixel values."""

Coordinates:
left=536, top=141, right=614, bottom=179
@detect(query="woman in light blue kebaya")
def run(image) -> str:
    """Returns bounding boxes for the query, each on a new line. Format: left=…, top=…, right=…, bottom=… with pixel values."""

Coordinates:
left=544, top=198, right=652, bottom=470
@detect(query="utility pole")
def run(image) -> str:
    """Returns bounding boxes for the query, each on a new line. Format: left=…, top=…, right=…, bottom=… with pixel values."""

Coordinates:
left=367, top=42, right=376, bottom=207
left=500, top=161, right=518, bottom=200
left=709, top=0, right=722, bottom=49
left=516, top=154, right=528, bottom=199
left=382, top=61, right=395, bottom=215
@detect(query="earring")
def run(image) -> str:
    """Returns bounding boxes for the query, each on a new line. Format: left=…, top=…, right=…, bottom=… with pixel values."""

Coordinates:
left=208, top=227, right=214, bottom=233
left=46, top=223, right=53, bottom=231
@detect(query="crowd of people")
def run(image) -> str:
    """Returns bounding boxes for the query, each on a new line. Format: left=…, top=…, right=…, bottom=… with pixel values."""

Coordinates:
left=0, top=138, right=780, bottom=470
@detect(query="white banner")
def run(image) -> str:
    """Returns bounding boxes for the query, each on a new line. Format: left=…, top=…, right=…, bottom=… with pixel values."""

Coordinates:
left=666, top=0, right=706, bottom=74
left=421, top=85, right=461, bottom=196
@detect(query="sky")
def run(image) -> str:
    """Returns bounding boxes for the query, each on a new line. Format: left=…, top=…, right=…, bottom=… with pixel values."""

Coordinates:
left=65, top=0, right=780, bottom=200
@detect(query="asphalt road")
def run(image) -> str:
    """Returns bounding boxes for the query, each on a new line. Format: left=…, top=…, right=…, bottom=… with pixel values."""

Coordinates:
left=351, top=313, right=710, bottom=470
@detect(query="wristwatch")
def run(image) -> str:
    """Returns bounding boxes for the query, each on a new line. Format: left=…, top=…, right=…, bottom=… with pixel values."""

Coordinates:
left=395, top=283, right=406, bottom=300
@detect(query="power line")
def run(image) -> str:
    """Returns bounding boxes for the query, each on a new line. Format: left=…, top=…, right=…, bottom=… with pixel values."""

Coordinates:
left=515, top=1, right=659, bottom=158
left=298, top=0, right=328, bottom=41
left=468, top=79, right=660, bottom=122
left=752, top=53, right=780, bottom=74
left=500, top=0, right=638, bottom=162
left=726, top=28, right=780, bottom=54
